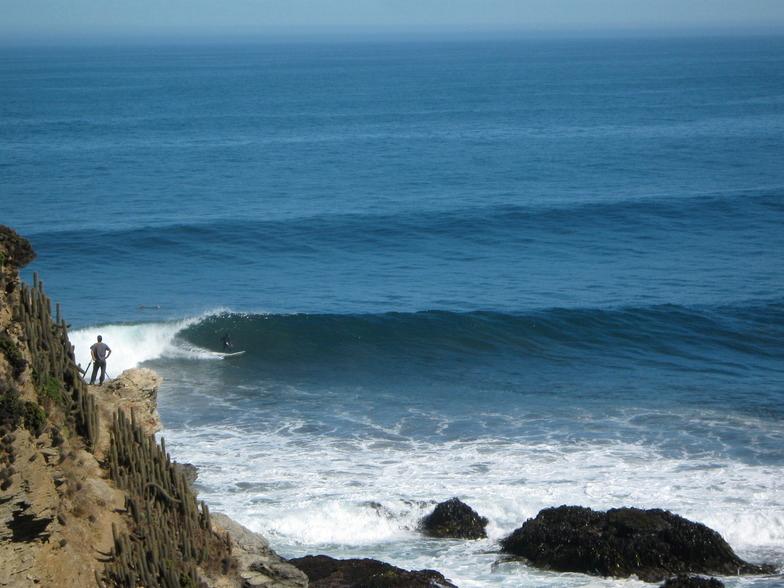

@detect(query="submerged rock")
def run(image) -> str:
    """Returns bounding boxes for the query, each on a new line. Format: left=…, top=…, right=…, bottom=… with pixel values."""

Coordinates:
left=660, top=576, right=725, bottom=588
left=289, top=554, right=458, bottom=588
left=420, top=497, right=488, bottom=539
left=500, top=505, right=774, bottom=582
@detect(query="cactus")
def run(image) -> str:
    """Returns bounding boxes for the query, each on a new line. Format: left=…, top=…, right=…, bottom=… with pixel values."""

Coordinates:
left=103, top=405, right=236, bottom=586
left=10, top=274, right=235, bottom=586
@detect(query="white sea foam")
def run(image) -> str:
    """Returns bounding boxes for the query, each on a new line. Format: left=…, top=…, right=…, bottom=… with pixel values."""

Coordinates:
left=69, top=311, right=225, bottom=374
left=268, top=500, right=415, bottom=545
left=160, top=424, right=784, bottom=587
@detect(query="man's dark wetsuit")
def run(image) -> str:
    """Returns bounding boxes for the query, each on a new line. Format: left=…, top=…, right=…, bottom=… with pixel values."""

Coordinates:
left=90, top=340, right=111, bottom=385
left=222, top=334, right=233, bottom=352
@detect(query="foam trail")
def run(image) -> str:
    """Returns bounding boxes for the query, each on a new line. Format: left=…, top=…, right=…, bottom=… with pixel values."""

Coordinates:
left=159, top=425, right=784, bottom=587
left=69, top=311, right=224, bottom=374
left=163, top=427, right=784, bottom=549
left=269, top=500, right=413, bottom=545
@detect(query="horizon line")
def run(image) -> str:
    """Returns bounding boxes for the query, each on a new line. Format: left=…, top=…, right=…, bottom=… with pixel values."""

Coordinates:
left=2, top=24, right=783, bottom=48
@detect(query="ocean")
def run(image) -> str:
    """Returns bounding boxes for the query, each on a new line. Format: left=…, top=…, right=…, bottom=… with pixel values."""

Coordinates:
left=2, top=36, right=783, bottom=586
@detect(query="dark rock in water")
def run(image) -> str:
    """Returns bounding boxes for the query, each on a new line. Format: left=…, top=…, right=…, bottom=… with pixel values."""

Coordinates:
left=420, top=497, right=488, bottom=539
left=500, top=505, right=775, bottom=582
left=289, top=554, right=458, bottom=588
left=660, top=576, right=725, bottom=588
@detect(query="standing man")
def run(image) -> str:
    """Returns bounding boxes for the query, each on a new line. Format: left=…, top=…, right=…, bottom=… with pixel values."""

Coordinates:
left=89, top=335, right=112, bottom=385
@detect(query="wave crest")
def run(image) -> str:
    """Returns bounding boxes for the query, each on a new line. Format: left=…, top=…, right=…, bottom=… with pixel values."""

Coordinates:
left=69, top=310, right=228, bottom=375
left=68, top=300, right=783, bottom=375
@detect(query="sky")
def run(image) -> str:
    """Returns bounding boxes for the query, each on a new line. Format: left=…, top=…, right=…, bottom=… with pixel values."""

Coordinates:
left=1, top=0, right=784, bottom=42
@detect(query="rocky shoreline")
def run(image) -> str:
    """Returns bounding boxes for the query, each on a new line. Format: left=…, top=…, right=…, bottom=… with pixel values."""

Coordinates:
left=93, top=367, right=310, bottom=588
left=1, top=224, right=780, bottom=587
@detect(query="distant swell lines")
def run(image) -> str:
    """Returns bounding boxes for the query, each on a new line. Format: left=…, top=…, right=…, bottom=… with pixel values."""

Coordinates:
left=26, top=189, right=784, bottom=252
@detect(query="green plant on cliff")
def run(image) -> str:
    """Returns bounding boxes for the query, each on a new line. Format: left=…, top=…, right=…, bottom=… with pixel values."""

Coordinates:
left=37, top=374, right=63, bottom=405
left=0, top=332, right=27, bottom=379
left=21, top=401, right=46, bottom=436
left=0, top=382, right=19, bottom=428
left=0, top=379, right=46, bottom=436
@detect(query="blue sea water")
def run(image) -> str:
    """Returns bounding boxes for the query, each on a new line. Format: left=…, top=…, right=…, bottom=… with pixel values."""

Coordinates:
left=2, top=36, right=784, bottom=586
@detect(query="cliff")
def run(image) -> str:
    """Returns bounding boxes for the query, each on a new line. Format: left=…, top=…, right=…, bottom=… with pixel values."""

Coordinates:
left=0, top=225, right=306, bottom=587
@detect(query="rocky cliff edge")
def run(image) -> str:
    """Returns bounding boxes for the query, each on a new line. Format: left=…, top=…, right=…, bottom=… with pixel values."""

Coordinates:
left=0, top=225, right=306, bottom=588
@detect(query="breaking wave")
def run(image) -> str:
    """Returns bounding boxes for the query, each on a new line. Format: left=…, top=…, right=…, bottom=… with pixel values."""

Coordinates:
left=69, top=299, right=784, bottom=376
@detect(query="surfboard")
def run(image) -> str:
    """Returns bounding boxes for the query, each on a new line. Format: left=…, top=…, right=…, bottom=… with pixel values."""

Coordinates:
left=208, top=350, right=246, bottom=359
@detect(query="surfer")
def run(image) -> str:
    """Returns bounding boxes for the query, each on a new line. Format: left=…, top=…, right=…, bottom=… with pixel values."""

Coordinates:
left=89, top=335, right=112, bottom=385
left=221, top=333, right=233, bottom=352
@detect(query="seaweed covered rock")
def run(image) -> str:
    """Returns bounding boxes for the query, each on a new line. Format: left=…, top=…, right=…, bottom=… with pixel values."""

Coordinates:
left=420, top=497, right=488, bottom=539
left=500, top=505, right=774, bottom=582
left=660, top=576, right=725, bottom=588
left=289, top=554, right=458, bottom=588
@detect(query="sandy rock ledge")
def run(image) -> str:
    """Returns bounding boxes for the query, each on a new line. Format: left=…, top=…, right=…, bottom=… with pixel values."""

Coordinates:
left=90, top=367, right=162, bottom=457
left=210, top=514, right=308, bottom=588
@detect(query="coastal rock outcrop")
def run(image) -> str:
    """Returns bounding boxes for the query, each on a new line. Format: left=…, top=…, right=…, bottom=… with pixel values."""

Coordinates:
left=289, top=554, right=458, bottom=588
left=0, top=225, right=36, bottom=272
left=211, top=513, right=308, bottom=588
left=0, top=423, right=127, bottom=586
left=660, top=576, right=725, bottom=588
left=2, top=229, right=127, bottom=586
left=92, top=367, right=162, bottom=455
left=500, top=505, right=774, bottom=582
left=419, top=497, right=488, bottom=539
left=175, top=461, right=199, bottom=488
